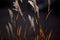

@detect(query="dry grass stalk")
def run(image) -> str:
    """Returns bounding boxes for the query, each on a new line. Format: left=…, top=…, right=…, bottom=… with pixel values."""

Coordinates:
left=45, top=0, right=51, bottom=20
left=8, top=9, right=13, bottom=23
left=6, top=25, right=11, bottom=40
left=24, top=27, right=27, bottom=40
left=39, top=25, right=45, bottom=40
left=36, top=18, right=38, bottom=24
left=39, top=25, right=52, bottom=40
left=6, top=25, right=10, bottom=35
left=28, top=15, right=35, bottom=31
left=48, top=0, right=50, bottom=12
left=16, top=14, right=19, bottom=21
left=8, top=22, right=13, bottom=35
left=13, top=0, right=25, bottom=21
left=45, top=9, right=53, bottom=20
left=8, top=9, right=16, bottom=28
left=48, top=31, right=52, bottom=40
left=13, top=0, right=23, bottom=17
left=28, top=0, right=39, bottom=18
left=17, top=26, right=22, bottom=38
left=46, top=30, right=52, bottom=40
left=16, top=26, right=22, bottom=40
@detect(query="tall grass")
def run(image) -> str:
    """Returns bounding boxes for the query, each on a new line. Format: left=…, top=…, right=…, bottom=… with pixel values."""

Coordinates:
left=1, top=0, right=53, bottom=40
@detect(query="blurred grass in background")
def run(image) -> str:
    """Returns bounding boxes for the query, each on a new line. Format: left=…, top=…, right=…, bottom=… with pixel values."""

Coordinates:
left=0, top=0, right=59, bottom=40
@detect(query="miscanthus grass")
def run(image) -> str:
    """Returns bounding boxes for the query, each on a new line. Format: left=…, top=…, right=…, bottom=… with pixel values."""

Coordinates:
left=1, top=0, right=53, bottom=40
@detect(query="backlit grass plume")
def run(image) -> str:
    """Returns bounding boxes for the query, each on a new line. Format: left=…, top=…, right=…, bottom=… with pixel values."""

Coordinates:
left=1, top=0, right=54, bottom=40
